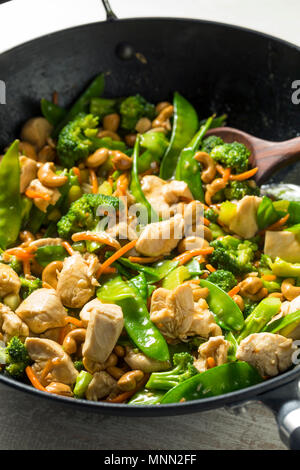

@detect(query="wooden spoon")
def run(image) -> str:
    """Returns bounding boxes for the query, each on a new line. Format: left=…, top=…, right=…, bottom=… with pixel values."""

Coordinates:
left=205, top=127, right=300, bottom=184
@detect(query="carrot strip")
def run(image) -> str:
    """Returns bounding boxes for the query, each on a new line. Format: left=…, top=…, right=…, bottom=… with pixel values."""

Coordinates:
left=203, top=217, right=211, bottom=227
left=5, top=247, right=35, bottom=261
left=216, top=164, right=227, bottom=176
left=71, top=232, right=120, bottom=249
left=228, top=285, right=240, bottom=297
left=262, top=274, right=277, bottom=281
left=97, top=239, right=138, bottom=278
left=266, top=213, right=290, bottom=231
left=206, top=357, right=216, bottom=369
left=25, top=189, right=50, bottom=201
left=72, top=167, right=82, bottom=184
left=89, top=169, right=98, bottom=194
left=174, top=247, right=214, bottom=265
left=25, top=366, right=48, bottom=392
left=61, top=241, right=75, bottom=256
left=116, top=173, right=129, bottom=196
left=205, top=264, right=216, bottom=272
left=23, top=259, right=31, bottom=276
left=65, top=316, right=83, bottom=328
left=230, top=167, right=258, bottom=181
left=128, top=256, right=162, bottom=264
left=102, top=266, right=117, bottom=274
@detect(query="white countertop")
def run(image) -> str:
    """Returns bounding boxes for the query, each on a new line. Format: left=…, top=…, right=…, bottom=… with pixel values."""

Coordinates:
left=0, top=0, right=300, bottom=53
left=0, top=0, right=294, bottom=451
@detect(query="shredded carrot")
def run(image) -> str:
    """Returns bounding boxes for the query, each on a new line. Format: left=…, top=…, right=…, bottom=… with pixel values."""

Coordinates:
left=65, top=316, right=83, bottom=328
left=203, top=217, right=211, bottom=226
left=25, top=366, right=48, bottom=392
left=89, top=169, right=98, bottom=194
left=266, top=214, right=290, bottom=231
left=262, top=274, right=277, bottom=281
left=116, top=173, right=129, bottom=196
left=128, top=256, right=162, bottom=264
left=22, top=259, right=31, bottom=276
left=205, top=264, right=216, bottom=273
left=230, top=167, right=258, bottom=181
left=174, top=247, right=214, bottom=265
left=62, top=241, right=75, bottom=256
left=5, top=247, right=35, bottom=261
left=25, top=189, right=50, bottom=201
left=216, top=164, right=227, bottom=177
left=72, top=167, right=82, bottom=184
left=97, top=239, right=138, bottom=278
left=206, top=357, right=216, bottom=369
left=58, top=325, right=69, bottom=345
left=228, top=285, right=240, bottom=297
left=102, top=266, right=117, bottom=274
left=71, top=232, right=120, bottom=249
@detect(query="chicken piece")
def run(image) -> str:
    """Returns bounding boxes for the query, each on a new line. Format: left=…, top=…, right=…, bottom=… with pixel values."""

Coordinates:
left=40, top=327, right=62, bottom=342
left=19, top=155, right=37, bottom=193
left=264, top=231, right=300, bottom=263
left=25, top=338, right=78, bottom=385
left=80, top=298, right=102, bottom=327
left=0, top=303, right=29, bottom=339
left=106, top=221, right=138, bottom=243
left=20, top=117, right=53, bottom=150
left=194, top=336, right=230, bottom=372
left=136, top=214, right=184, bottom=257
left=124, top=346, right=170, bottom=373
left=57, top=253, right=99, bottom=308
left=150, top=285, right=221, bottom=340
left=26, top=178, right=60, bottom=213
left=16, top=288, right=67, bottom=334
left=86, top=371, right=118, bottom=401
left=141, top=175, right=193, bottom=219
left=229, top=196, right=262, bottom=239
left=178, top=236, right=209, bottom=253
left=236, top=332, right=296, bottom=377
left=190, top=299, right=222, bottom=338
left=0, top=264, right=21, bottom=298
left=82, top=303, right=124, bottom=363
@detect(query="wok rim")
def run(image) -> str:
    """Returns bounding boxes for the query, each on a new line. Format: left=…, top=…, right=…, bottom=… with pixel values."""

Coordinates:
left=1, top=15, right=300, bottom=414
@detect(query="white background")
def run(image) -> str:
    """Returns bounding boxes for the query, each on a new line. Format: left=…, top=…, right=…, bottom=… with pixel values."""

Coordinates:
left=0, top=0, right=300, bottom=53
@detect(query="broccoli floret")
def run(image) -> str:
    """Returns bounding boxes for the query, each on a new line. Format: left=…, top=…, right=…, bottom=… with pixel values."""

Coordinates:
left=20, top=277, right=42, bottom=299
left=145, top=353, right=198, bottom=391
left=201, top=135, right=224, bottom=154
left=120, top=94, right=156, bottom=131
left=210, top=141, right=250, bottom=173
left=207, top=269, right=237, bottom=292
left=209, top=236, right=258, bottom=275
left=224, top=180, right=260, bottom=200
left=4, top=337, right=30, bottom=378
left=57, top=193, right=121, bottom=239
left=74, top=360, right=84, bottom=372
left=204, top=207, right=219, bottom=224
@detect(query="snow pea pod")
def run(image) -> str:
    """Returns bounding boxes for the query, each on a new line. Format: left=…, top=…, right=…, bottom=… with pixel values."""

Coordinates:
left=263, top=309, right=300, bottom=335
left=0, top=140, right=22, bottom=250
left=175, top=116, right=213, bottom=202
left=161, top=362, right=263, bottom=404
left=35, top=245, right=68, bottom=267
left=160, top=92, right=199, bottom=179
left=130, top=135, right=159, bottom=223
left=41, top=99, right=67, bottom=126
left=97, top=276, right=170, bottom=362
left=53, top=73, right=105, bottom=136
left=137, top=131, right=169, bottom=174
left=129, top=389, right=165, bottom=405
left=200, top=279, right=244, bottom=331
left=237, top=297, right=281, bottom=342
left=129, top=273, right=148, bottom=304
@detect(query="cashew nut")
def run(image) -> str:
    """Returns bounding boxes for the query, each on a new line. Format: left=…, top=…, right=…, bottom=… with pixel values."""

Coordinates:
left=135, top=117, right=152, bottom=134
left=97, top=130, right=121, bottom=141
left=38, top=145, right=56, bottom=163
left=205, top=178, right=229, bottom=206
left=106, top=365, right=124, bottom=380
left=111, top=150, right=132, bottom=170
left=281, top=278, right=300, bottom=301
left=155, top=101, right=172, bottom=114
left=124, top=134, right=137, bottom=147
left=103, top=113, right=120, bottom=132
left=19, top=141, right=37, bottom=160
left=63, top=328, right=86, bottom=355
left=117, top=370, right=144, bottom=392
left=19, top=230, right=35, bottom=245
left=45, top=381, right=73, bottom=397
left=38, top=162, right=68, bottom=188
left=20, top=117, right=53, bottom=150
left=232, top=294, right=245, bottom=311
left=194, top=151, right=217, bottom=183
left=83, top=352, right=118, bottom=374
left=42, top=261, right=63, bottom=289
left=85, top=148, right=109, bottom=168
left=152, top=105, right=173, bottom=130
left=239, top=276, right=268, bottom=301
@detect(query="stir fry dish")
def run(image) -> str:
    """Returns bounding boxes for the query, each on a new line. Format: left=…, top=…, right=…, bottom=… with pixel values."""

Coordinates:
left=0, top=73, right=299, bottom=405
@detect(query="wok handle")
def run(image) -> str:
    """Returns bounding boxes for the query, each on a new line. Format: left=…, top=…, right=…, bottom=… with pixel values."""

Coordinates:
left=260, top=378, right=300, bottom=449
left=101, top=0, right=118, bottom=20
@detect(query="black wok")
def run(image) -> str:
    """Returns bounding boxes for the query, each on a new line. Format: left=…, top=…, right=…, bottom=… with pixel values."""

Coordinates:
left=0, top=0, right=300, bottom=449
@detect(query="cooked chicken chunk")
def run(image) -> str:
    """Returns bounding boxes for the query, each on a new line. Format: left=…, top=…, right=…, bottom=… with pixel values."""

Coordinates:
left=26, top=178, right=60, bottom=212
left=0, top=303, right=29, bottom=339
left=86, top=371, right=118, bottom=401
left=25, top=337, right=78, bottom=385
left=150, top=285, right=221, bottom=340
left=16, top=288, right=67, bottom=334
left=82, top=303, right=124, bottom=363
left=106, top=221, right=138, bottom=243
left=19, top=155, right=37, bottom=193
left=229, top=196, right=261, bottom=239
left=57, top=253, right=99, bottom=308
left=141, top=175, right=193, bottom=219
left=136, top=214, right=184, bottom=257
left=80, top=298, right=102, bottom=327
left=236, top=332, right=296, bottom=377
left=264, top=231, right=300, bottom=263
left=124, top=346, right=170, bottom=373
left=0, top=264, right=21, bottom=299
left=178, top=236, right=209, bottom=253
left=194, top=336, right=230, bottom=372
